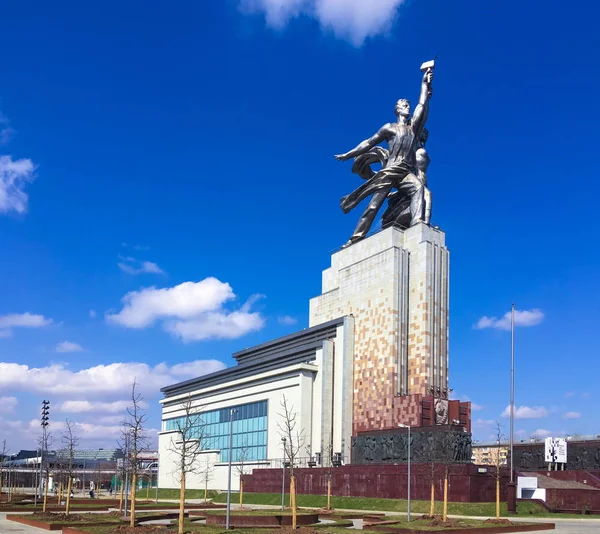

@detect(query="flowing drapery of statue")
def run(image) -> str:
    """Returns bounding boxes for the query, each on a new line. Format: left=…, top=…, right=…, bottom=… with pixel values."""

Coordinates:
left=335, top=61, right=435, bottom=248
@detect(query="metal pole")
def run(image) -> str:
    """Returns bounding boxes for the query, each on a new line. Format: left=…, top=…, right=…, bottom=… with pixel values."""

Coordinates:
left=407, top=426, right=411, bottom=522
left=34, top=448, right=40, bottom=505
left=225, top=408, right=235, bottom=530
left=281, top=437, right=286, bottom=511
left=41, top=428, right=45, bottom=500
left=510, top=303, right=515, bottom=484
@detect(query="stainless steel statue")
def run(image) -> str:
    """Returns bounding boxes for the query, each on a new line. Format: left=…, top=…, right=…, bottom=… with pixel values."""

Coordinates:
left=335, top=61, right=435, bottom=247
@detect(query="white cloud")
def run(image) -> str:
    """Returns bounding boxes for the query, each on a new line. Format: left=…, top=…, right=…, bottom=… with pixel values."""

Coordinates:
left=474, top=308, right=544, bottom=331
left=58, top=400, right=147, bottom=413
left=107, top=278, right=232, bottom=328
left=278, top=315, right=298, bottom=326
left=55, top=341, right=85, bottom=353
left=106, top=278, right=265, bottom=342
left=239, top=0, right=407, bottom=46
left=563, top=411, right=581, bottom=420
left=89, top=309, right=97, bottom=319
left=0, top=155, right=36, bottom=215
left=0, top=312, right=52, bottom=338
left=0, top=396, right=17, bottom=414
left=118, top=256, right=165, bottom=275
left=95, top=414, right=127, bottom=425
left=501, top=405, right=548, bottom=419
left=532, top=429, right=552, bottom=439
left=471, top=403, right=484, bottom=411
left=0, top=359, right=226, bottom=396
left=165, top=309, right=264, bottom=342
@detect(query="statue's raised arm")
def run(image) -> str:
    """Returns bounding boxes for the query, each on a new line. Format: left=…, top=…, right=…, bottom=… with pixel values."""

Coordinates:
left=411, top=69, right=433, bottom=138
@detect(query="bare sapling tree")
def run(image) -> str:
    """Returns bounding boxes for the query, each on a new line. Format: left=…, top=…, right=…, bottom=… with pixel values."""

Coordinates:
left=320, top=441, right=335, bottom=511
left=124, top=380, right=149, bottom=527
left=166, top=394, right=207, bottom=534
left=438, top=433, right=456, bottom=522
left=200, top=457, right=214, bottom=503
left=493, top=422, right=505, bottom=519
left=0, top=439, right=8, bottom=498
left=416, top=435, right=440, bottom=517
left=235, top=443, right=251, bottom=509
left=38, top=430, right=54, bottom=512
left=278, top=395, right=306, bottom=529
left=61, top=420, right=80, bottom=516
left=117, top=425, right=132, bottom=513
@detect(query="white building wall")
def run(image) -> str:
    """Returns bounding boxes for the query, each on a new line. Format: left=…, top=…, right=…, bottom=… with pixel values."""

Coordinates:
left=158, top=320, right=354, bottom=491
left=159, top=364, right=314, bottom=491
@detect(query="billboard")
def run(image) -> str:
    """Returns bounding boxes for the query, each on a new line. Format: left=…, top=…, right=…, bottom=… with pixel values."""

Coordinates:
left=544, top=437, right=568, bottom=463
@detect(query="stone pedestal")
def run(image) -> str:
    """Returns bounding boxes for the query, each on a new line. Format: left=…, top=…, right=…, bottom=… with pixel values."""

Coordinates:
left=310, top=224, right=450, bottom=433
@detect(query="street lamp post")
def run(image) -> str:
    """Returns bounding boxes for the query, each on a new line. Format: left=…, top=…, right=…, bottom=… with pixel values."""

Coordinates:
left=510, top=303, right=515, bottom=484
left=398, top=424, right=411, bottom=522
left=225, top=408, right=236, bottom=530
left=281, top=437, right=287, bottom=511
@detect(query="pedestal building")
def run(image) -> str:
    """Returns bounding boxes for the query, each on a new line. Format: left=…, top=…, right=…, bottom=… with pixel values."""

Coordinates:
left=158, top=224, right=470, bottom=490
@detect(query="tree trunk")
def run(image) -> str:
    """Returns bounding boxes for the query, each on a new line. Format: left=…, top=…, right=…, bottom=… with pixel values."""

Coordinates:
left=57, top=482, right=62, bottom=505
left=178, top=472, right=186, bottom=534
left=239, top=479, right=243, bottom=509
left=496, top=476, right=500, bottom=519
left=119, top=481, right=124, bottom=512
left=65, top=477, right=72, bottom=516
left=43, top=474, right=49, bottom=512
left=290, top=475, right=297, bottom=529
left=327, top=477, right=332, bottom=510
left=430, top=482, right=435, bottom=516
left=129, top=473, right=137, bottom=527
left=204, top=478, right=208, bottom=503
left=443, top=473, right=448, bottom=521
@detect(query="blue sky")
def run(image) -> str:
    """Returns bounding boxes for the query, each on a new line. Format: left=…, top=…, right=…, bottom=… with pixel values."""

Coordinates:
left=1, top=0, right=599, bottom=450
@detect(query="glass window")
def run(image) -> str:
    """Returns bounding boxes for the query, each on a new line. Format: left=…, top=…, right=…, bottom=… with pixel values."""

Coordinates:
left=165, top=401, right=268, bottom=461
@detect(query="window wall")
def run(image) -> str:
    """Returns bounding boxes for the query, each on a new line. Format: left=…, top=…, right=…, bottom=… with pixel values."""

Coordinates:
left=165, top=400, right=268, bottom=462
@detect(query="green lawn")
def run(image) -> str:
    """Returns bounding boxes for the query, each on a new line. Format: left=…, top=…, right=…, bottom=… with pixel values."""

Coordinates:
left=212, top=492, right=548, bottom=517
left=136, top=489, right=596, bottom=520
left=135, top=488, right=218, bottom=500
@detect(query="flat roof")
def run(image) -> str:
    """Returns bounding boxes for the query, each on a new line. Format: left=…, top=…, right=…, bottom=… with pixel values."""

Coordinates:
left=161, top=316, right=348, bottom=398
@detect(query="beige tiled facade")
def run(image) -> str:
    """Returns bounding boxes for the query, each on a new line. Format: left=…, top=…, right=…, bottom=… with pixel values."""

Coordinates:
left=309, top=224, right=450, bottom=434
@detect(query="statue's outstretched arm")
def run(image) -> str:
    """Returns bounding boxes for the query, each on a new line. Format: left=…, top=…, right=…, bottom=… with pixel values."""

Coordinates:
left=412, top=70, right=433, bottom=135
left=335, top=126, right=389, bottom=161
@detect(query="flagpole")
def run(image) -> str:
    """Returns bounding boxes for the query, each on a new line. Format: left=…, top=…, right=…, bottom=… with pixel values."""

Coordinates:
left=510, top=303, right=515, bottom=484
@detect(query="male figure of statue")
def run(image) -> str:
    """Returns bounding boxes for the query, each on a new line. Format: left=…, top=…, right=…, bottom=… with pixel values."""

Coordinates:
left=382, top=127, right=432, bottom=228
left=335, top=68, right=433, bottom=247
